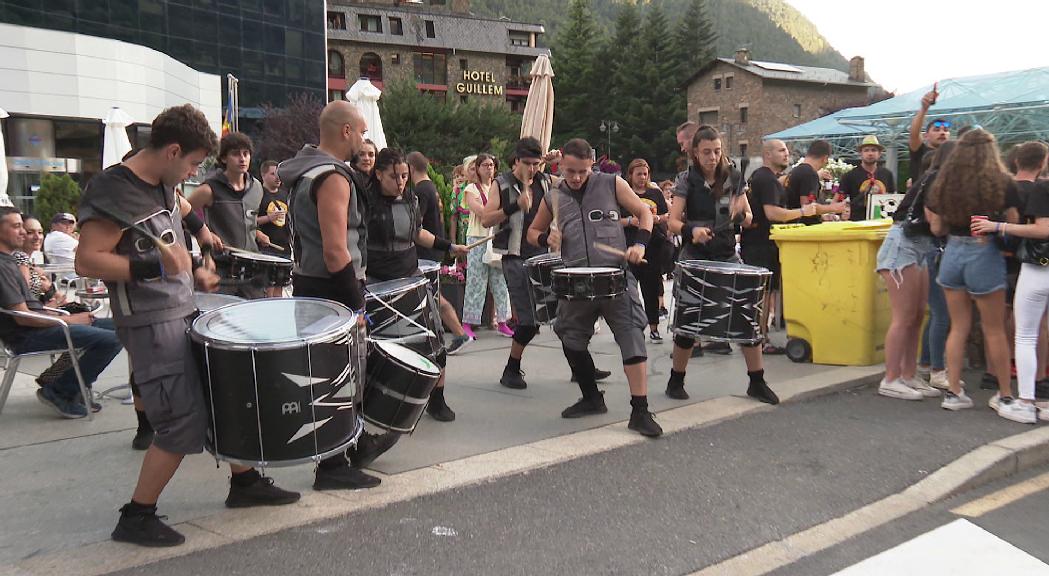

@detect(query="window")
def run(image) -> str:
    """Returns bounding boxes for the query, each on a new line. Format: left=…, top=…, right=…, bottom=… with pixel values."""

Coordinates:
left=725, top=75, right=733, bottom=90
left=359, top=14, right=382, bottom=33
left=328, top=50, right=345, bottom=78
left=699, top=110, right=718, bottom=125
left=509, top=31, right=530, bottom=47
left=739, top=143, right=748, bottom=157
left=459, top=58, right=467, bottom=69
left=425, top=20, right=436, bottom=38
left=793, top=104, right=802, bottom=118
left=360, top=53, right=383, bottom=81
left=509, top=97, right=526, bottom=114
left=327, top=11, right=345, bottom=30
left=390, top=17, right=403, bottom=35
left=713, top=77, right=721, bottom=91
left=329, top=89, right=345, bottom=101
left=413, top=52, right=447, bottom=85
left=740, top=106, right=748, bottom=124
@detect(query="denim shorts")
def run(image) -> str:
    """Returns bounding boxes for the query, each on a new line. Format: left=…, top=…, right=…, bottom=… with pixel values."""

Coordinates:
left=937, top=235, right=1007, bottom=295
left=876, top=224, right=934, bottom=276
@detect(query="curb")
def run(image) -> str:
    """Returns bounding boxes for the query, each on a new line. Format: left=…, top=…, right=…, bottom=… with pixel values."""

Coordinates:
left=691, top=425, right=1049, bottom=576
left=3, top=365, right=884, bottom=576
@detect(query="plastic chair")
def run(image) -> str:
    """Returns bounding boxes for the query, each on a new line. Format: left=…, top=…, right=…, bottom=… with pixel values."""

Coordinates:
left=0, top=308, right=93, bottom=420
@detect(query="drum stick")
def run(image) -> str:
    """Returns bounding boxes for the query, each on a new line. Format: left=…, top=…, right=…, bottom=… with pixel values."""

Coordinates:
left=463, top=234, right=496, bottom=250
left=594, top=242, right=647, bottom=265
left=267, top=243, right=286, bottom=252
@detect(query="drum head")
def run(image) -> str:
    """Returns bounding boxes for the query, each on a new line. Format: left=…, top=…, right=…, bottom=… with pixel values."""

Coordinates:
left=366, top=276, right=429, bottom=298
left=228, top=248, right=293, bottom=264
left=418, top=259, right=440, bottom=274
left=679, top=260, right=770, bottom=276
left=527, top=253, right=563, bottom=266
left=192, top=297, right=355, bottom=346
left=194, top=292, right=244, bottom=313
left=556, top=267, right=620, bottom=275
left=375, top=341, right=441, bottom=375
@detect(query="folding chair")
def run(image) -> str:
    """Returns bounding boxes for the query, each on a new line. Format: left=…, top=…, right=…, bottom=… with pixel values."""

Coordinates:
left=0, top=308, right=93, bottom=421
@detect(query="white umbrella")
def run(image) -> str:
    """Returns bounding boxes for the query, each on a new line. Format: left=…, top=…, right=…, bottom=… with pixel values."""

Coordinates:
left=0, top=107, right=11, bottom=207
left=520, top=55, right=555, bottom=154
left=102, top=107, right=134, bottom=169
left=346, top=78, right=388, bottom=150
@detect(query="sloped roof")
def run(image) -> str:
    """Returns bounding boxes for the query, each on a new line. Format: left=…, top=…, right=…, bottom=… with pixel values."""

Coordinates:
left=688, top=57, right=872, bottom=88
left=766, top=107, right=876, bottom=140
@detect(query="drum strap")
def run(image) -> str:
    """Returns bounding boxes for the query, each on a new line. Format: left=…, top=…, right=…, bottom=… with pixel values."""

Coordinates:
left=362, top=287, right=436, bottom=339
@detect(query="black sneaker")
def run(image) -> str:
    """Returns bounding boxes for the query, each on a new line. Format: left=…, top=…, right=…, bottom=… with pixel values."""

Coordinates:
left=659, top=306, right=669, bottom=319
left=427, top=399, right=456, bottom=422
left=570, top=368, right=612, bottom=383
left=628, top=408, right=663, bottom=437
left=225, top=473, right=301, bottom=508
left=665, top=381, right=689, bottom=400
left=313, top=465, right=382, bottom=491
left=500, top=367, right=527, bottom=389
left=36, top=388, right=87, bottom=419
left=349, top=431, right=400, bottom=468
left=747, top=380, right=780, bottom=405
left=446, top=335, right=473, bottom=356
left=131, top=429, right=154, bottom=451
left=111, top=504, right=185, bottom=547
left=650, top=329, right=664, bottom=343
left=705, top=341, right=732, bottom=355
left=561, top=393, right=608, bottom=418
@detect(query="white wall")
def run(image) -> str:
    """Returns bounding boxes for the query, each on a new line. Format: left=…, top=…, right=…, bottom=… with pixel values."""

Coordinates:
left=0, top=23, right=221, bottom=131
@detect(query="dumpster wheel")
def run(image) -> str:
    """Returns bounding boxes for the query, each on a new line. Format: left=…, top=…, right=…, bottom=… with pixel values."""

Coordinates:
left=786, top=338, right=812, bottom=363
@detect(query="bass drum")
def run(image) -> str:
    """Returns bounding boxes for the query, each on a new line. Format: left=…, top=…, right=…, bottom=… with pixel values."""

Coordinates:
left=365, top=276, right=444, bottom=359
left=525, top=253, right=563, bottom=325
left=671, top=259, right=771, bottom=344
left=363, top=340, right=442, bottom=433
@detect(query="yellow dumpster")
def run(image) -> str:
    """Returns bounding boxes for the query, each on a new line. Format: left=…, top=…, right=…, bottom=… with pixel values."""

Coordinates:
left=770, top=220, right=892, bottom=366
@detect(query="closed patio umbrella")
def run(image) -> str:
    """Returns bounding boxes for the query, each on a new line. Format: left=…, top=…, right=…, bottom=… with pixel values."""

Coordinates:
left=347, top=78, right=388, bottom=150
left=0, top=107, right=11, bottom=207
left=520, top=55, right=555, bottom=154
left=102, top=107, right=134, bottom=170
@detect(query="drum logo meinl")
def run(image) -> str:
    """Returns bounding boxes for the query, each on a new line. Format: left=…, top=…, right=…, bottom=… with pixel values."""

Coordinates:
left=456, top=70, right=504, bottom=96
left=282, top=401, right=301, bottom=415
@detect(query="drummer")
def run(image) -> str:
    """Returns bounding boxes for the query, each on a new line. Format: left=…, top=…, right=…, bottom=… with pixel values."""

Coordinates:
left=526, top=138, right=662, bottom=438
left=76, top=104, right=300, bottom=548
left=364, top=148, right=469, bottom=423
left=665, top=126, right=779, bottom=404
left=188, top=132, right=267, bottom=299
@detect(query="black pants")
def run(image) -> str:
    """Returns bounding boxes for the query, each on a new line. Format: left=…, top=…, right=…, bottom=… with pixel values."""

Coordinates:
left=630, top=243, right=664, bottom=327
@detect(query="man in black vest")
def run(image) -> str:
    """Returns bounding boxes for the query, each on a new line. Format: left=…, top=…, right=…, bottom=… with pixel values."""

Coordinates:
left=527, top=138, right=662, bottom=437
left=189, top=132, right=266, bottom=298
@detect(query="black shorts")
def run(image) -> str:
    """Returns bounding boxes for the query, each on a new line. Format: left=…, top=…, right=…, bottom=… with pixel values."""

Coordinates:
left=740, top=241, right=781, bottom=290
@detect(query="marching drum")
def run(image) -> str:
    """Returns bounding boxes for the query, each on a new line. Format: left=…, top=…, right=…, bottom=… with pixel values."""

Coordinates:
left=363, top=341, right=442, bottom=433
left=551, top=267, right=626, bottom=301
left=189, top=298, right=364, bottom=467
left=525, top=253, right=563, bottom=324
left=193, top=292, right=243, bottom=314
left=217, top=248, right=294, bottom=287
left=418, top=259, right=441, bottom=300
left=671, top=260, right=771, bottom=344
left=365, top=277, right=445, bottom=358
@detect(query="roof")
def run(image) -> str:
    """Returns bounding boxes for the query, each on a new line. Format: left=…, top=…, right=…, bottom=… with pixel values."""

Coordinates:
left=687, top=57, right=872, bottom=89
left=766, top=107, right=876, bottom=140
left=327, top=2, right=549, bottom=58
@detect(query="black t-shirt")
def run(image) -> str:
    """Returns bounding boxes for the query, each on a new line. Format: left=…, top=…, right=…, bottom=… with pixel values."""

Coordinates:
left=840, top=164, right=897, bottom=221
left=257, top=187, right=290, bottom=253
left=0, top=251, right=44, bottom=344
left=1020, top=180, right=1049, bottom=222
left=910, top=143, right=931, bottom=182
left=624, top=187, right=668, bottom=247
left=413, top=180, right=445, bottom=263
left=784, top=163, right=823, bottom=225
left=741, top=167, right=786, bottom=247
left=893, top=170, right=934, bottom=223
left=674, top=169, right=736, bottom=260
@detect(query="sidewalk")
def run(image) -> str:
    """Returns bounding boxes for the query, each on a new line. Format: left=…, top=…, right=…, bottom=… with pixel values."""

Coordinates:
left=0, top=322, right=860, bottom=574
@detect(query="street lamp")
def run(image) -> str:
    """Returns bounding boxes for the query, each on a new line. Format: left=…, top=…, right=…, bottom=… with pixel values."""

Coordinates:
left=599, top=120, right=620, bottom=160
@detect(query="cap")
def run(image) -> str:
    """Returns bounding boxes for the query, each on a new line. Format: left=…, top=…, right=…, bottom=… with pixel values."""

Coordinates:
left=51, top=212, right=76, bottom=224
left=859, top=135, right=884, bottom=151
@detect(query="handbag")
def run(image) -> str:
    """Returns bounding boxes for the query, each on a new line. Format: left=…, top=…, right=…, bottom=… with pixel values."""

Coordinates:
left=1018, top=238, right=1049, bottom=266
left=901, top=171, right=933, bottom=237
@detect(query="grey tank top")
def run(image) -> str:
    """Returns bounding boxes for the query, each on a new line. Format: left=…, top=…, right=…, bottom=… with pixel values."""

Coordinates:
left=552, top=172, right=626, bottom=268
left=205, top=172, right=263, bottom=251
left=290, top=164, right=367, bottom=280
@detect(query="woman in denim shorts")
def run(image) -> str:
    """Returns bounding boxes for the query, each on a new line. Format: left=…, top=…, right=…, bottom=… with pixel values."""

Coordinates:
left=926, top=129, right=1021, bottom=411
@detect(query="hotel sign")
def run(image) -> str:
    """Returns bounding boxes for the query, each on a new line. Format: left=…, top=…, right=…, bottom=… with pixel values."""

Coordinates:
left=455, top=70, right=504, bottom=96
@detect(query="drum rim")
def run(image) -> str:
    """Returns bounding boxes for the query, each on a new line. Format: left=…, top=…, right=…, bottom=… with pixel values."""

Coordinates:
left=371, top=340, right=442, bottom=376
left=193, top=292, right=246, bottom=314
left=207, top=414, right=364, bottom=468
left=227, top=248, right=294, bottom=264
left=526, top=252, right=563, bottom=265
left=677, top=259, right=772, bottom=276
left=189, top=297, right=359, bottom=349
left=553, top=266, right=624, bottom=275
left=365, top=276, right=430, bottom=297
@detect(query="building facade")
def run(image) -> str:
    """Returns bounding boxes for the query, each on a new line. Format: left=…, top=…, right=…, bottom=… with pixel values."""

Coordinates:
left=326, top=0, right=548, bottom=112
left=685, top=50, right=874, bottom=158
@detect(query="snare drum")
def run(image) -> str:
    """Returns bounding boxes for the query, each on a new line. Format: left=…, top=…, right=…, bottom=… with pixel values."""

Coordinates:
left=363, top=341, right=442, bottom=433
left=365, top=277, right=445, bottom=359
left=189, top=298, right=364, bottom=467
left=418, top=259, right=441, bottom=300
left=671, top=260, right=771, bottom=344
left=193, top=292, right=243, bottom=314
left=525, top=253, right=564, bottom=324
left=218, top=249, right=294, bottom=287
left=551, top=267, right=626, bottom=301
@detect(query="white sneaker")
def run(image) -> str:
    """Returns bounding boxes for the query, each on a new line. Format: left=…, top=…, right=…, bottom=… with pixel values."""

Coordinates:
left=904, top=376, right=941, bottom=398
left=1039, top=402, right=1049, bottom=422
left=929, top=370, right=949, bottom=390
left=941, top=390, right=974, bottom=411
left=879, top=378, right=924, bottom=401
left=997, top=398, right=1038, bottom=424
left=988, top=393, right=1000, bottom=411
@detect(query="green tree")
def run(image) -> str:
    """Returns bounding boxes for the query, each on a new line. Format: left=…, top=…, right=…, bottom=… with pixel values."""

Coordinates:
left=673, top=0, right=718, bottom=85
left=604, top=2, right=644, bottom=162
left=644, top=3, right=690, bottom=173
left=550, top=0, right=601, bottom=145
left=35, top=173, right=81, bottom=227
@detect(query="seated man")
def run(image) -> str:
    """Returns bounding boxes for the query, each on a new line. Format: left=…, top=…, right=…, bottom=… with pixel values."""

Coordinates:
left=44, top=212, right=79, bottom=265
left=0, top=207, right=122, bottom=419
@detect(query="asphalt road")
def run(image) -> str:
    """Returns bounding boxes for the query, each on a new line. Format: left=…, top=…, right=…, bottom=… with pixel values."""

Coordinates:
left=111, top=384, right=1034, bottom=576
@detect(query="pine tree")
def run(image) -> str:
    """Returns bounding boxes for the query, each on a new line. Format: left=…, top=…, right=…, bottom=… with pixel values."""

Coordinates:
left=604, top=1, right=644, bottom=163
left=639, top=3, right=685, bottom=173
left=673, top=0, right=718, bottom=84
left=551, top=0, right=601, bottom=145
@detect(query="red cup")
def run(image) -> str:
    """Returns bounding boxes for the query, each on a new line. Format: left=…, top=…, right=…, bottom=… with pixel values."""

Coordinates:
left=971, top=215, right=988, bottom=235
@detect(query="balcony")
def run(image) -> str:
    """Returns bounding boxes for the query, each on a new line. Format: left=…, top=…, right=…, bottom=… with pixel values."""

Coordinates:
left=506, top=74, right=531, bottom=90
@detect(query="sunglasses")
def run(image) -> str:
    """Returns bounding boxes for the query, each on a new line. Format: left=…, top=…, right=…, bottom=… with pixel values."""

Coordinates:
left=931, top=121, right=951, bottom=129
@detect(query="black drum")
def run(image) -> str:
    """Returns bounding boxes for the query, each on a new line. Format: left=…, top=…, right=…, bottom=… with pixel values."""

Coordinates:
left=418, top=259, right=441, bottom=301
left=189, top=298, right=364, bottom=467
left=551, top=267, right=626, bottom=301
left=217, top=248, right=294, bottom=288
left=193, top=292, right=243, bottom=314
left=365, top=277, right=444, bottom=359
left=671, top=260, right=771, bottom=344
left=525, top=253, right=563, bottom=324
left=363, top=340, right=442, bottom=433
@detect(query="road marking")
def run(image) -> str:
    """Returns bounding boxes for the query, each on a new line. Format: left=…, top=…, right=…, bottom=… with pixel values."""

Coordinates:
left=951, top=470, right=1049, bottom=518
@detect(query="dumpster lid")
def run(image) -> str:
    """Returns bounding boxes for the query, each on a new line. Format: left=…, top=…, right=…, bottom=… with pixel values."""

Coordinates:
left=771, top=219, right=891, bottom=241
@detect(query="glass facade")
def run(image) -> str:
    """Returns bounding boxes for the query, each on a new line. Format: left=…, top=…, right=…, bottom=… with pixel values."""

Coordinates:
left=0, top=0, right=327, bottom=113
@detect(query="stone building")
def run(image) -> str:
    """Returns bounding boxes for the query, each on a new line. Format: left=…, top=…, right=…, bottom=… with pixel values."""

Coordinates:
left=326, top=0, right=548, bottom=112
left=685, top=49, right=875, bottom=158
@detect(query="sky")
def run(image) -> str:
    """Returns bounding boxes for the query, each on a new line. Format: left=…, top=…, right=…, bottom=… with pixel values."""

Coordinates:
left=785, top=0, right=1048, bottom=94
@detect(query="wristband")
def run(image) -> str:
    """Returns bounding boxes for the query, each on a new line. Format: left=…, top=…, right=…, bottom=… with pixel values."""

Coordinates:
left=432, top=237, right=452, bottom=252
left=130, top=257, right=163, bottom=280
left=681, top=224, right=696, bottom=244
left=191, top=254, right=204, bottom=271
left=502, top=202, right=521, bottom=217
left=633, top=228, right=651, bottom=247
left=538, top=232, right=550, bottom=248
left=332, top=262, right=365, bottom=311
left=199, top=242, right=214, bottom=256
left=183, top=211, right=204, bottom=235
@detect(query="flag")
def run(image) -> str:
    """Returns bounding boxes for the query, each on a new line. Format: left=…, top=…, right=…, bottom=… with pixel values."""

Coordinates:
left=221, top=105, right=233, bottom=137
